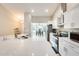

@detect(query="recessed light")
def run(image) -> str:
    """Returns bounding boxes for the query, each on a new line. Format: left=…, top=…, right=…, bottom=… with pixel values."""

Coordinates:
left=45, top=9, right=48, bottom=12
left=31, top=9, right=34, bottom=13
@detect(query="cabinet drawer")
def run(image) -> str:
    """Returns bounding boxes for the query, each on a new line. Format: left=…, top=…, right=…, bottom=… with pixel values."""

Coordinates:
left=59, top=38, right=79, bottom=56
left=65, top=41, right=79, bottom=56
left=68, top=43, right=79, bottom=55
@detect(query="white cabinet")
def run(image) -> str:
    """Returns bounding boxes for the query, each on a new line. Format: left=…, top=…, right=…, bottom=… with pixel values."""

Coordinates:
left=59, top=37, right=68, bottom=55
left=64, top=6, right=79, bottom=28
left=59, top=37, right=79, bottom=56
left=70, top=7, right=79, bottom=28
left=57, top=15, right=64, bottom=27
left=64, top=41, right=79, bottom=56
left=64, top=12, right=73, bottom=28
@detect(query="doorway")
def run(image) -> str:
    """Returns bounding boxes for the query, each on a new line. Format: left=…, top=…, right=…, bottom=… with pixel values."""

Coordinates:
left=31, top=23, right=48, bottom=40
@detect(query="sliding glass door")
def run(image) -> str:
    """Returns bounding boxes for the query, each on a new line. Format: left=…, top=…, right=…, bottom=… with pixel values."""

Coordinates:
left=31, top=23, right=48, bottom=40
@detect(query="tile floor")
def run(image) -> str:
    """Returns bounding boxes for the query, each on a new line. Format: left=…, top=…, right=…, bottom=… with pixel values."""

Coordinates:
left=0, top=38, right=57, bottom=56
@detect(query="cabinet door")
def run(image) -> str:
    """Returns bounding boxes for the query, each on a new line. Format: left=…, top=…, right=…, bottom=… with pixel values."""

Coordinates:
left=64, top=12, right=73, bottom=28
left=63, top=41, right=79, bottom=56
left=59, top=37, right=79, bottom=56
left=64, top=6, right=79, bottom=28
left=59, top=41, right=78, bottom=56
left=59, top=38, right=67, bottom=55
left=71, top=6, right=79, bottom=28
left=67, top=42, right=79, bottom=56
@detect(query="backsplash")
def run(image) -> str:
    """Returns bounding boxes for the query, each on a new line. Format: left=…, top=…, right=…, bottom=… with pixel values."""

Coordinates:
left=58, top=28, right=79, bottom=32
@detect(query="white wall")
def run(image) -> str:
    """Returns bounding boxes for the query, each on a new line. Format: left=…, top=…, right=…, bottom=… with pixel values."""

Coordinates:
left=32, top=16, right=50, bottom=23
left=24, top=14, right=51, bottom=36
left=24, top=12, right=31, bottom=36
left=0, top=5, right=22, bottom=36
left=51, top=5, right=62, bottom=28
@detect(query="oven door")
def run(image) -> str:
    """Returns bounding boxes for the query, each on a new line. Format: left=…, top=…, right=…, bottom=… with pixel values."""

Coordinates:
left=50, top=33, right=59, bottom=53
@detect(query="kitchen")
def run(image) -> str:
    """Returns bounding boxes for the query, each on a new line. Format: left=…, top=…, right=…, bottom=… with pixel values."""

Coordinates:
left=48, top=3, right=79, bottom=56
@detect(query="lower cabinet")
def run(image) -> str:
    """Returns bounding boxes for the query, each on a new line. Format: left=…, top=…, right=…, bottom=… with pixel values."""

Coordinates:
left=59, top=37, right=79, bottom=56
left=66, top=42, right=79, bottom=56
left=59, top=38, right=66, bottom=55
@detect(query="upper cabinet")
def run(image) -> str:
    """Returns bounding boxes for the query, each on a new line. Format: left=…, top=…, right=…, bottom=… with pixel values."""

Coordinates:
left=64, top=4, right=79, bottom=28
left=64, top=11, right=73, bottom=28
left=57, top=14, right=64, bottom=27
left=57, top=3, right=66, bottom=28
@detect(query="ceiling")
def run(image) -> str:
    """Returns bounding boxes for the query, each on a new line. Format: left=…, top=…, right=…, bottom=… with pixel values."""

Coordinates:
left=2, top=3, right=59, bottom=20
